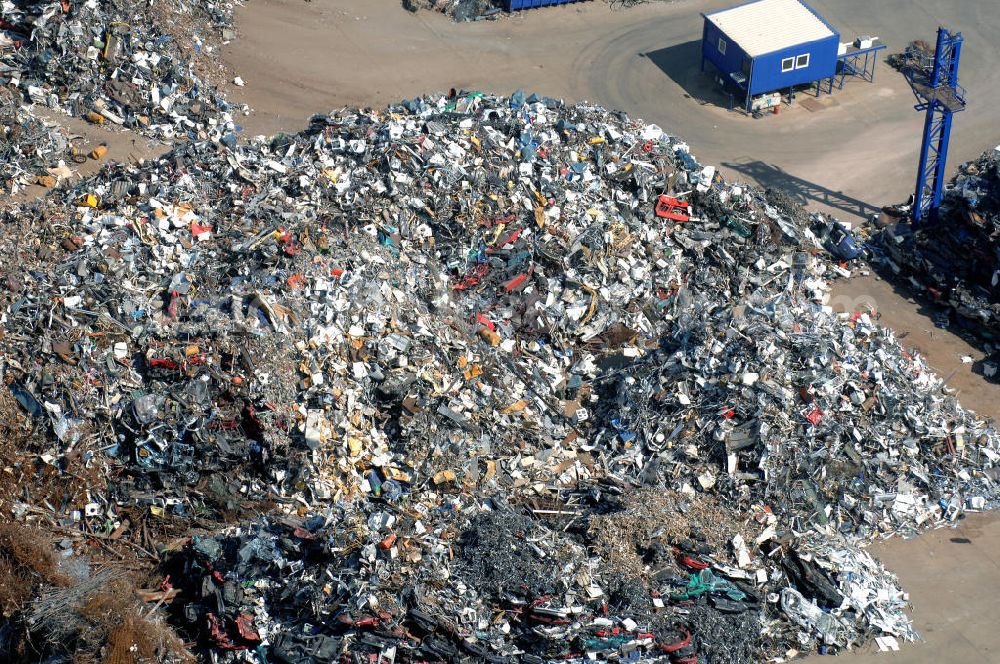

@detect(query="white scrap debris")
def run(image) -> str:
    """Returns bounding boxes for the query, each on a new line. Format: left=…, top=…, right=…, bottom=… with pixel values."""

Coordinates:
left=875, top=635, right=900, bottom=652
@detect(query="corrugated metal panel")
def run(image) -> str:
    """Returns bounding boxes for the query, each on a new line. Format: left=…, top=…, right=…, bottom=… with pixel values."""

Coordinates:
left=505, top=0, right=588, bottom=10
left=705, top=0, right=834, bottom=58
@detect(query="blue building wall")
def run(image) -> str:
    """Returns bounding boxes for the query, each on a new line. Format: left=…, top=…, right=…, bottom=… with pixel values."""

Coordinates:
left=701, top=19, right=752, bottom=90
left=701, top=1, right=841, bottom=100
left=748, top=33, right=840, bottom=94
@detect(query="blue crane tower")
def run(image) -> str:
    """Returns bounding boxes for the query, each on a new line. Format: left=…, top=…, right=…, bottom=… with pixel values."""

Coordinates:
left=909, top=27, right=967, bottom=225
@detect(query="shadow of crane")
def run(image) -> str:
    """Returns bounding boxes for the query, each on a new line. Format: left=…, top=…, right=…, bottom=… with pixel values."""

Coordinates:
left=722, top=160, right=880, bottom=219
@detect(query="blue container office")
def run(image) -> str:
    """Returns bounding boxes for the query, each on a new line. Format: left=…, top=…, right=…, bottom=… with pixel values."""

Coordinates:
left=701, top=0, right=841, bottom=112
left=505, top=0, right=587, bottom=10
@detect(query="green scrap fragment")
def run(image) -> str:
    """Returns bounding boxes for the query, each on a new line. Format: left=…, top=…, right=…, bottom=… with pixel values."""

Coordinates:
left=670, top=569, right=746, bottom=602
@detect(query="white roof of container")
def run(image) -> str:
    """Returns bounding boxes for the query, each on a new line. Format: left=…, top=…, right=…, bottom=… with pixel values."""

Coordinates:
left=705, top=0, right=835, bottom=58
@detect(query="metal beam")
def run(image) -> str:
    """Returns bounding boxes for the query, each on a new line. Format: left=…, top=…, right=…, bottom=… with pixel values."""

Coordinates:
left=911, top=27, right=966, bottom=225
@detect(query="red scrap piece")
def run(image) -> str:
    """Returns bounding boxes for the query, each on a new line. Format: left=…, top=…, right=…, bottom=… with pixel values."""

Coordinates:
left=490, top=226, right=522, bottom=250
left=806, top=408, right=824, bottom=425
left=660, top=628, right=692, bottom=653
left=206, top=613, right=229, bottom=647
left=167, top=290, right=180, bottom=320
left=276, top=229, right=300, bottom=256
left=207, top=613, right=242, bottom=650
left=655, top=195, right=691, bottom=222
left=206, top=613, right=261, bottom=650
left=338, top=611, right=392, bottom=628
left=453, top=263, right=489, bottom=291
left=234, top=614, right=261, bottom=644
left=476, top=312, right=496, bottom=331
left=503, top=273, right=528, bottom=294
left=674, top=549, right=709, bottom=571
left=244, top=405, right=265, bottom=432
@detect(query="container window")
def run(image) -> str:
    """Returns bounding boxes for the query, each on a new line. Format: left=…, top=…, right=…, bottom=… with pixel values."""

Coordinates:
left=796, top=53, right=810, bottom=69
left=718, top=38, right=727, bottom=55
left=781, top=57, right=794, bottom=72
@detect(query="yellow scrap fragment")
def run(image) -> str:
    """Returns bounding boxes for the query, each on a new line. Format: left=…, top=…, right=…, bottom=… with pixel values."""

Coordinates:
left=501, top=400, right=529, bottom=415
left=478, top=328, right=500, bottom=346
left=433, top=469, right=457, bottom=485
left=385, top=467, right=411, bottom=482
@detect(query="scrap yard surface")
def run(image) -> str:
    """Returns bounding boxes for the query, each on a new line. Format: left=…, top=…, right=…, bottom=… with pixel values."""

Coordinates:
left=1, top=1, right=1000, bottom=663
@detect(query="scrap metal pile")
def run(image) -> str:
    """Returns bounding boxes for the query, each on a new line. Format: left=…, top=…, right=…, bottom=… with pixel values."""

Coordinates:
left=402, top=0, right=655, bottom=22
left=0, top=0, right=243, bottom=194
left=2, top=92, right=998, bottom=663
left=878, top=148, right=1000, bottom=340
left=885, top=40, right=934, bottom=78
left=0, top=87, right=72, bottom=195
left=403, top=0, right=504, bottom=21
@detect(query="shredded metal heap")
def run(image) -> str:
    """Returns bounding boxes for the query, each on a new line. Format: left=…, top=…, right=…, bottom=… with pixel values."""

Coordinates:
left=878, top=148, right=1000, bottom=341
left=0, top=0, right=244, bottom=194
left=2, top=92, right=998, bottom=662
